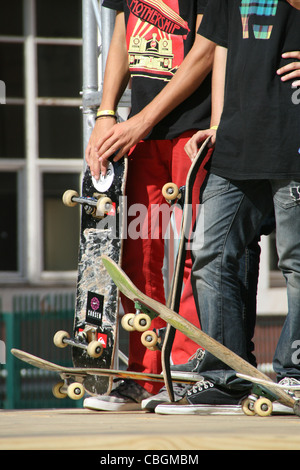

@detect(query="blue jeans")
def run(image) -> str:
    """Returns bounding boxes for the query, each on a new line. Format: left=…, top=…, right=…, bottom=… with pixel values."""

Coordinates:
left=191, top=174, right=300, bottom=385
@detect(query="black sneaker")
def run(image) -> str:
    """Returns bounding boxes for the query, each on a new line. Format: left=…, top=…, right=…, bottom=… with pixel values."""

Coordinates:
left=155, top=377, right=248, bottom=415
left=170, top=349, right=205, bottom=377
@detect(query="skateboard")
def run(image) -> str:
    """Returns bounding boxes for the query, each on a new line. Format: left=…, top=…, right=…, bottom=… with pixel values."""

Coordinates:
left=101, top=254, right=300, bottom=417
left=161, top=137, right=212, bottom=402
left=56, top=157, right=127, bottom=396
left=236, top=373, right=300, bottom=415
left=119, top=138, right=212, bottom=402
left=10, top=348, right=198, bottom=401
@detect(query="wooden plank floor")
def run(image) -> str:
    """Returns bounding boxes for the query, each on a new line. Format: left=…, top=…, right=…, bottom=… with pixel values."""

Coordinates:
left=0, top=408, right=300, bottom=451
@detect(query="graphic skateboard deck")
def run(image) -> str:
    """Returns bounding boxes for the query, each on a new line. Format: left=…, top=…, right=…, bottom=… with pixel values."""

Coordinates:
left=57, top=157, right=127, bottom=396
left=101, top=255, right=300, bottom=417
left=161, top=137, right=212, bottom=401
left=11, top=348, right=198, bottom=401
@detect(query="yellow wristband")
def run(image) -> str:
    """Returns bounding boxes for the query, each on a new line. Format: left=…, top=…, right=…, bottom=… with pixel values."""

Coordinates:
left=96, top=110, right=116, bottom=117
left=210, top=125, right=218, bottom=130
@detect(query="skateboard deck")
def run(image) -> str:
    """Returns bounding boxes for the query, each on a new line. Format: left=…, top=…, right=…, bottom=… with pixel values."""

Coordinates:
left=161, top=137, right=212, bottom=401
left=237, top=373, right=300, bottom=391
left=101, top=255, right=300, bottom=417
left=11, top=348, right=198, bottom=401
left=57, top=157, right=127, bottom=396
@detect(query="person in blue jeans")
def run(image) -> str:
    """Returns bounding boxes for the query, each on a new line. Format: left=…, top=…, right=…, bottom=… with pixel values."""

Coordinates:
left=159, top=0, right=300, bottom=411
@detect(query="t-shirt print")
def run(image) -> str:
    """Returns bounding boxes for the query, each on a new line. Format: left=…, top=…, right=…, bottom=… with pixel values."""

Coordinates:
left=126, top=0, right=189, bottom=81
left=240, top=0, right=279, bottom=39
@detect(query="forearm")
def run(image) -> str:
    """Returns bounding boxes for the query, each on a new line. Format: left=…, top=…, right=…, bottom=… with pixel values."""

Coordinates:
left=210, top=45, right=227, bottom=127
left=184, top=45, right=227, bottom=160
left=138, top=34, right=215, bottom=131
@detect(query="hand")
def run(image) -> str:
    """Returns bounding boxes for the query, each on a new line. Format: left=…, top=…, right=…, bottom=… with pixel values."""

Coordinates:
left=85, top=118, right=116, bottom=181
left=94, top=114, right=152, bottom=175
left=277, top=51, right=300, bottom=87
left=184, top=128, right=217, bottom=161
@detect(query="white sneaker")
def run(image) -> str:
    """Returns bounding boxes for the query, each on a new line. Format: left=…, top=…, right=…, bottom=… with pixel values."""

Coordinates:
left=272, top=377, right=300, bottom=415
left=84, top=379, right=152, bottom=412
left=141, top=383, right=192, bottom=411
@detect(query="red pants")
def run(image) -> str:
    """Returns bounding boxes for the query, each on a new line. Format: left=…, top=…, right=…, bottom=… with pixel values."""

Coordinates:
left=121, top=131, right=211, bottom=394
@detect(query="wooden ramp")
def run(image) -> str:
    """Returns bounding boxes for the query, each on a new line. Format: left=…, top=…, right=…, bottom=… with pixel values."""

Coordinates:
left=0, top=409, right=300, bottom=451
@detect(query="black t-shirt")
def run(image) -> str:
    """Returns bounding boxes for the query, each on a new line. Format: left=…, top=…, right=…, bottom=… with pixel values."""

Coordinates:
left=102, top=0, right=211, bottom=139
left=199, top=0, right=300, bottom=179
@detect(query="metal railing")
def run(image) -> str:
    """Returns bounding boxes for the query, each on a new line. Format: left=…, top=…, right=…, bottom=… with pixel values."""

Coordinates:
left=0, top=299, right=84, bottom=409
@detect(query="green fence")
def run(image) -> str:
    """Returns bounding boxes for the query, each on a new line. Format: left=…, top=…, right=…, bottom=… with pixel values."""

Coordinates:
left=0, top=296, right=84, bottom=409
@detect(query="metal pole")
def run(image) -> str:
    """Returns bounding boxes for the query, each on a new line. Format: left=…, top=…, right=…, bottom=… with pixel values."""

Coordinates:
left=81, top=0, right=99, bottom=159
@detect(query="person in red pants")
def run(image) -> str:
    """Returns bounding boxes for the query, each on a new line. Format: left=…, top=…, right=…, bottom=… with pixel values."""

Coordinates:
left=84, top=0, right=214, bottom=411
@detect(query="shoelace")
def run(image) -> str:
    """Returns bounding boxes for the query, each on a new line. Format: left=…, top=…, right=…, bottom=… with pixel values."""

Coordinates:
left=278, top=377, right=300, bottom=398
left=188, top=348, right=205, bottom=363
left=187, top=378, right=214, bottom=396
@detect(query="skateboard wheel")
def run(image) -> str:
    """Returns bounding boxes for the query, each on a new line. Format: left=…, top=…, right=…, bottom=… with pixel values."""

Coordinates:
left=121, top=313, right=136, bottom=332
left=133, top=313, right=152, bottom=332
left=141, top=330, right=158, bottom=349
left=53, top=330, right=70, bottom=348
left=87, top=340, right=103, bottom=358
left=162, top=182, right=179, bottom=201
left=241, top=398, right=256, bottom=416
left=96, top=196, right=112, bottom=216
left=62, top=189, right=78, bottom=207
left=52, top=381, right=68, bottom=399
left=253, top=397, right=273, bottom=417
left=67, top=382, right=85, bottom=400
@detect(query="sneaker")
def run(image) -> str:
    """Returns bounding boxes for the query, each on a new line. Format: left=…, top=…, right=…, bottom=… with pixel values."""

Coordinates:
left=83, top=379, right=152, bottom=411
left=170, top=349, right=205, bottom=376
left=272, top=377, right=300, bottom=415
left=141, top=383, right=192, bottom=411
left=156, top=403, right=244, bottom=415
left=155, top=377, right=248, bottom=415
left=278, top=377, right=300, bottom=397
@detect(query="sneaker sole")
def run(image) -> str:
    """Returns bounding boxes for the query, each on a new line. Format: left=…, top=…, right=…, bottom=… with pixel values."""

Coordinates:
left=155, top=404, right=243, bottom=415
left=272, top=402, right=295, bottom=415
left=84, top=398, right=142, bottom=412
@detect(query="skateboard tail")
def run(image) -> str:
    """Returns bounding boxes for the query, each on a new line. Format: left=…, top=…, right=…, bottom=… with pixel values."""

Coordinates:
left=101, top=255, right=297, bottom=411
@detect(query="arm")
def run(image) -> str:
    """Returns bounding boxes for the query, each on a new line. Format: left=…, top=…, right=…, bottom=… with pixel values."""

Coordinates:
left=184, top=44, right=228, bottom=160
left=85, top=12, right=130, bottom=179
left=95, top=16, right=216, bottom=174
left=277, top=51, right=300, bottom=87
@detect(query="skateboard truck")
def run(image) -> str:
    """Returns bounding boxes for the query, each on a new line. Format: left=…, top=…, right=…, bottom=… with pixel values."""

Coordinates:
left=53, top=327, right=104, bottom=359
left=121, top=302, right=153, bottom=332
left=52, top=375, right=85, bottom=401
left=121, top=301, right=166, bottom=350
left=241, top=384, right=279, bottom=417
left=62, top=189, right=113, bottom=218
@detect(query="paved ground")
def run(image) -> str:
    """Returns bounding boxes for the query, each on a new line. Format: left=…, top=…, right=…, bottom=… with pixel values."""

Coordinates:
left=0, top=408, right=299, bottom=451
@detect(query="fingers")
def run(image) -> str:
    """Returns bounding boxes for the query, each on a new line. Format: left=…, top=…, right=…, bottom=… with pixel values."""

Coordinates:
left=84, top=119, right=117, bottom=180
left=184, top=130, right=216, bottom=161
left=277, top=51, right=300, bottom=86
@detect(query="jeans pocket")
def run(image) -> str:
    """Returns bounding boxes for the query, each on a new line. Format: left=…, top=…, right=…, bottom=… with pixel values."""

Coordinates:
left=273, top=181, right=300, bottom=210
left=201, top=173, right=231, bottom=204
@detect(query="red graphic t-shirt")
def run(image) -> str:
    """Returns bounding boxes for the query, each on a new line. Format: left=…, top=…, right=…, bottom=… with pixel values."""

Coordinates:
left=102, top=0, right=211, bottom=139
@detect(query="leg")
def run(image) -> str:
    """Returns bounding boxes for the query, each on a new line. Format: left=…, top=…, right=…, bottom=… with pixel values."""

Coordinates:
left=238, top=210, right=276, bottom=367
left=122, top=139, right=173, bottom=393
left=271, top=180, right=300, bottom=380
left=191, top=174, right=273, bottom=385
